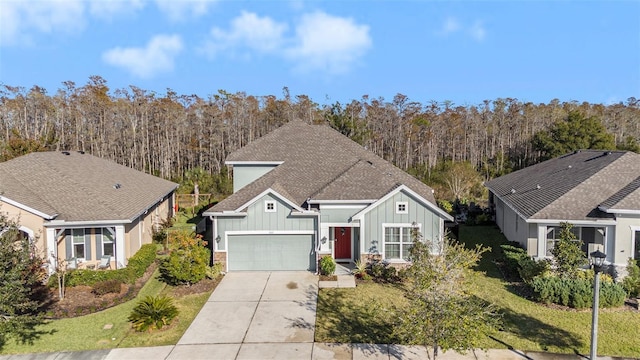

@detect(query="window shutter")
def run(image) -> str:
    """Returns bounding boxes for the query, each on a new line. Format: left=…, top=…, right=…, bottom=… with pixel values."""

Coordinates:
left=65, top=230, right=72, bottom=259
left=85, top=230, right=92, bottom=260
left=95, top=229, right=103, bottom=259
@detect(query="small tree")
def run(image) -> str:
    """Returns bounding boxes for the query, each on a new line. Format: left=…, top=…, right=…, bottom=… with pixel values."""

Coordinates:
left=159, top=231, right=210, bottom=286
left=0, top=214, right=50, bottom=344
left=551, top=222, right=586, bottom=279
left=396, top=231, right=499, bottom=358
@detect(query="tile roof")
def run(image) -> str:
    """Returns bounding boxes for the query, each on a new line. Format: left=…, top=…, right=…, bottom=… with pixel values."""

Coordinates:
left=0, top=151, right=178, bottom=222
left=485, top=150, right=640, bottom=220
left=210, top=121, right=437, bottom=212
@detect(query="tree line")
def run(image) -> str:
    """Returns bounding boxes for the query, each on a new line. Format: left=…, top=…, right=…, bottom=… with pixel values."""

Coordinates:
left=1, top=76, right=638, bottom=196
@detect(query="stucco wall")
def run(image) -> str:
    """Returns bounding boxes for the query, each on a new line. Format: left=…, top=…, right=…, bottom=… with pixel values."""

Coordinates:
left=613, top=214, right=640, bottom=265
left=0, top=201, right=47, bottom=258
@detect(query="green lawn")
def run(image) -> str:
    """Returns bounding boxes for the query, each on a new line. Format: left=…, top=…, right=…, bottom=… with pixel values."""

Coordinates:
left=315, top=225, right=640, bottom=358
left=0, top=270, right=215, bottom=354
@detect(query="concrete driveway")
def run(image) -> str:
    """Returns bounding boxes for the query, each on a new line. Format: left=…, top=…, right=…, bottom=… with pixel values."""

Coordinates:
left=175, top=271, right=318, bottom=359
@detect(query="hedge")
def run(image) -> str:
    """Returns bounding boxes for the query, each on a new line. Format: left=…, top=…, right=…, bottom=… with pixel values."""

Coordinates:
left=49, top=243, right=158, bottom=287
left=531, top=275, right=626, bottom=309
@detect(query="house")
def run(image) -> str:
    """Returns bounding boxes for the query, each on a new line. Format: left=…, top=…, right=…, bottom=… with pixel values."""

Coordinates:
left=0, top=151, right=178, bottom=272
left=485, top=149, right=640, bottom=274
left=202, top=121, right=453, bottom=272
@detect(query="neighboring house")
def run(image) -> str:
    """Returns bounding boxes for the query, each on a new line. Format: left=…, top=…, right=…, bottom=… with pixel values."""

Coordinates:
left=485, top=149, right=640, bottom=274
left=0, top=151, right=178, bottom=272
left=202, top=121, right=453, bottom=272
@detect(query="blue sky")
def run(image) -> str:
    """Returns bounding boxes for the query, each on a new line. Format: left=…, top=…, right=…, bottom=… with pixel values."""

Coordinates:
left=1, top=0, right=638, bottom=106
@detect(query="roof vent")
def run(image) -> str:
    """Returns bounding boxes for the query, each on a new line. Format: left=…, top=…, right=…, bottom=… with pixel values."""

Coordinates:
left=113, top=183, right=121, bottom=189
left=568, top=165, right=572, bottom=169
left=511, top=188, right=516, bottom=194
left=61, top=151, right=70, bottom=155
left=605, top=151, right=612, bottom=155
left=536, top=184, right=541, bottom=190
left=77, top=151, right=84, bottom=154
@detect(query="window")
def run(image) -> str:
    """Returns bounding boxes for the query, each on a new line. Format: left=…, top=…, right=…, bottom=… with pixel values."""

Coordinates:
left=72, top=229, right=85, bottom=259
left=265, top=200, right=276, bottom=213
left=384, top=226, right=414, bottom=260
left=102, top=229, right=114, bottom=257
left=395, top=202, right=408, bottom=214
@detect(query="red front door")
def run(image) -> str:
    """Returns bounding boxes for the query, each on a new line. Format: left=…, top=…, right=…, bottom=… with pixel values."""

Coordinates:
left=334, top=227, right=351, bottom=259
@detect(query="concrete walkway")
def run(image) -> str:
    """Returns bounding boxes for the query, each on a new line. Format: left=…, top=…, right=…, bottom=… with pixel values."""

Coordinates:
left=0, top=271, right=635, bottom=359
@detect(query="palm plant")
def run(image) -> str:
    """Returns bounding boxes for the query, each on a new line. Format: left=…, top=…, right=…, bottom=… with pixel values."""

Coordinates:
left=128, top=295, right=178, bottom=332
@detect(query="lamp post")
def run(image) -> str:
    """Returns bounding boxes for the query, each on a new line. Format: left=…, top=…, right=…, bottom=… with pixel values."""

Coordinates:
left=589, top=249, right=606, bottom=360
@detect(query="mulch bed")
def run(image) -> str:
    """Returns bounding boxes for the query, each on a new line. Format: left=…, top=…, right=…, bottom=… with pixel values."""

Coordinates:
left=46, top=263, right=224, bottom=319
left=46, top=263, right=158, bottom=319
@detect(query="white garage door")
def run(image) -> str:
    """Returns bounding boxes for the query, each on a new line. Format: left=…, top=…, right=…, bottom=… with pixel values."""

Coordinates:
left=227, top=234, right=315, bottom=271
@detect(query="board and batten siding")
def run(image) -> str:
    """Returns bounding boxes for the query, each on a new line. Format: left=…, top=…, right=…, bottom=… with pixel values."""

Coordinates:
left=363, top=190, right=442, bottom=255
left=216, top=193, right=316, bottom=251
left=319, top=207, right=364, bottom=223
left=232, top=165, right=277, bottom=193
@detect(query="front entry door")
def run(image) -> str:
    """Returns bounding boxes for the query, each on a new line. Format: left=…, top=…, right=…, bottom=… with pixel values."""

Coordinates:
left=335, top=227, right=351, bottom=259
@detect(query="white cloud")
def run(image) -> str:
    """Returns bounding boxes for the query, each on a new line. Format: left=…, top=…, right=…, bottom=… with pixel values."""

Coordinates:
left=154, top=0, right=216, bottom=22
left=441, top=17, right=460, bottom=35
left=203, top=11, right=287, bottom=57
left=469, top=21, right=486, bottom=42
left=102, top=34, right=183, bottom=78
left=437, top=16, right=487, bottom=42
left=199, top=10, right=371, bottom=75
left=1, top=0, right=85, bottom=46
left=286, top=12, right=372, bottom=74
left=89, top=0, right=145, bottom=20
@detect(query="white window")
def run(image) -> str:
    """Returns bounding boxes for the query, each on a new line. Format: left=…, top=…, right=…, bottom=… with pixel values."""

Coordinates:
left=102, top=229, right=114, bottom=257
left=265, top=200, right=276, bottom=213
left=72, top=229, right=85, bottom=260
left=396, top=201, right=408, bottom=214
left=384, top=226, right=414, bottom=260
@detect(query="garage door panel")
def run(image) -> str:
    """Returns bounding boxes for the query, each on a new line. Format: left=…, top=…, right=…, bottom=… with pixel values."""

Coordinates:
left=227, top=234, right=314, bottom=271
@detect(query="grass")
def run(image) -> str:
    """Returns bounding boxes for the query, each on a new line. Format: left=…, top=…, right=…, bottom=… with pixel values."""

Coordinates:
left=315, top=225, right=640, bottom=358
left=0, top=269, right=216, bottom=354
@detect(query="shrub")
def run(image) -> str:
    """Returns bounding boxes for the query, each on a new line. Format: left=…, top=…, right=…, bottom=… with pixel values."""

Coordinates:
left=518, top=257, right=550, bottom=284
left=128, top=295, right=178, bottom=332
left=206, top=262, right=224, bottom=279
left=369, top=262, right=385, bottom=279
left=501, top=244, right=528, bottom=274
left=437, top=200, right=454, bottom=214
left=159, top=233, right=210, bottom=285
left=48, top=243, right=157, bottom=288
left=622, top=259, right=640, bottom=298
left=91, top=279, right=123, bottom=296
left=531, top=275, right=625, bottom=309
left=319, top=256, right=336, bottom=276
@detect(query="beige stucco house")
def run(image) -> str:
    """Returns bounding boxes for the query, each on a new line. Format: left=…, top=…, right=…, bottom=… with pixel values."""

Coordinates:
left=485, top=150, right=640, bottom=275
left=0, top=151, right=178, bottom=272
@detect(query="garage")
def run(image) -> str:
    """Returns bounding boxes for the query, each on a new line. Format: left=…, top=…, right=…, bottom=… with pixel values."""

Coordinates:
left=227, top=234, right=315, bottom=271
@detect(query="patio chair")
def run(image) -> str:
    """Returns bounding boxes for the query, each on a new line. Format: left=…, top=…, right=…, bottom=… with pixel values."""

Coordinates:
left=66, top=257, right=77, bottom=270
left=97, top=255, right=111, bottom=270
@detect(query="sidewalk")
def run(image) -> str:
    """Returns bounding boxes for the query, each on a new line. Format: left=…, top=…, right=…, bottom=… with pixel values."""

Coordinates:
left=0, top=345, right=635, bottom=360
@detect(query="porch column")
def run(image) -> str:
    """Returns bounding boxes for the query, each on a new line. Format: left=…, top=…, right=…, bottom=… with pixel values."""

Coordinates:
left=115, top=225, right=126, bottom=268
left=537, top=225, right=546, bottom=259
left=46, top=228, right=57, bottom=274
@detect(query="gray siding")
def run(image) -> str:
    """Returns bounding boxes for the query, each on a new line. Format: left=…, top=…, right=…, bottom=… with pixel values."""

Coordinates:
left=319, top=207, right=363, bottom=223
left=217, top=193, right=315, bottom=251
left=232, top=165, right=277, bottom=192
left=363, top=190, right=442, bottom=254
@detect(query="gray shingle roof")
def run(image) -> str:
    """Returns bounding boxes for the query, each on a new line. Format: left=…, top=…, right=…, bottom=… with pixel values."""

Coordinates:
left=485, top=150, right=640, bottom=220
left=210, top=121, right=437, bottom=212
left=0, top=151, right=178, bottom=222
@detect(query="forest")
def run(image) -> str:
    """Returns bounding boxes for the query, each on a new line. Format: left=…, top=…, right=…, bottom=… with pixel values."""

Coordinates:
left=1, top=76, right=638, bottom=202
